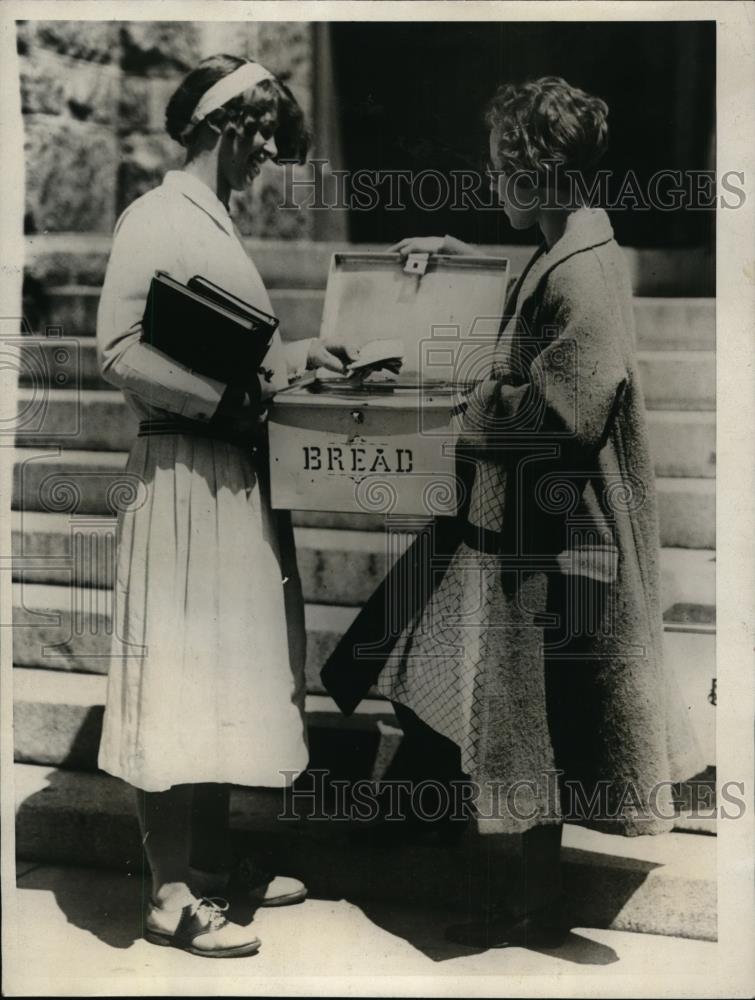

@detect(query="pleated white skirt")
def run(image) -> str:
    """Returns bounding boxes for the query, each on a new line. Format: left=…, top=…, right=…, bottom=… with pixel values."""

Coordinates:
left=98, top=432, right=308, bottom=792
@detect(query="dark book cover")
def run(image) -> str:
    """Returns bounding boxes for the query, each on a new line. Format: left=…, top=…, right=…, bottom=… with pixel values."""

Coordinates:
left=141, top=271, right=279, bottom=386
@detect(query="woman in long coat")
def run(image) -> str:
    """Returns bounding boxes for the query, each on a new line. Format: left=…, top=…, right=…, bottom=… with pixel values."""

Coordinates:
left=97, top=55, right=352, bottom=957
left=322, top=76, right=706, bottom=947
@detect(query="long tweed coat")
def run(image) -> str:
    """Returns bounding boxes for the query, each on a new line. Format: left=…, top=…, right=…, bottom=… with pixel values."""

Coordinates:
left=322, top=209, right=706, bottom=836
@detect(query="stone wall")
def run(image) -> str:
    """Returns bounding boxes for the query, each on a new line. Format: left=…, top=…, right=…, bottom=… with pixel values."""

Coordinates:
left=17, top=19, right=316, bottom=239
left=18, top=20, right=122, bottom=235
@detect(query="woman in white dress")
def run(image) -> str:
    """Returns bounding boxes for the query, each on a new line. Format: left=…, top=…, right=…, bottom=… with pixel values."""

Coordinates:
left=97, top=55, right=353, bottom=958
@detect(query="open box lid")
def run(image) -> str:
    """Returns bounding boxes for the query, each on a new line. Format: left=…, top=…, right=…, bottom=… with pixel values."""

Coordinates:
left=318, top=252, right=510, bottom=383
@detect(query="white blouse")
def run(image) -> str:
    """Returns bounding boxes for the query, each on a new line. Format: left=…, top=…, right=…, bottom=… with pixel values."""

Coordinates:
left=96, top=169, right=311, bottom=423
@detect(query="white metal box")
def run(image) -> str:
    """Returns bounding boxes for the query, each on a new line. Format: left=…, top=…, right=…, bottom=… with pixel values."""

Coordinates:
left=268, top=252, right=510, bottom=516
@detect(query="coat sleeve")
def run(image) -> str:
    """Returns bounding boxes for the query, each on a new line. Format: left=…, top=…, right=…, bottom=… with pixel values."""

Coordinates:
left=457, top=256, right=629, bottom=462
left=96, top=202, right=227, bottom=421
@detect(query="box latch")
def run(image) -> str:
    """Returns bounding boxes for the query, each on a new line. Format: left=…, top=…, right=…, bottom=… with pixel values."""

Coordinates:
left=403, top=251, right=430, bottom=277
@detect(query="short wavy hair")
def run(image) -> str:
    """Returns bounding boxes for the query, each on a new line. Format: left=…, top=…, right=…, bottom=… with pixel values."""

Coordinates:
left=486, top=76, right=609, bottom=182
left=165, top=53, right=310, bottom=163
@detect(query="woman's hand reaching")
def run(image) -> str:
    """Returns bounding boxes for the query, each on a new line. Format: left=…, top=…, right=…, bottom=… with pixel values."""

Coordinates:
left=306, top=337, right=359, bottom=374
left=389, top=234, right=480, bottom=257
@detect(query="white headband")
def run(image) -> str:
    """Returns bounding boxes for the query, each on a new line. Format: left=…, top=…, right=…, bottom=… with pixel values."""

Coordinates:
left=180, top=61, right=275, bottom=143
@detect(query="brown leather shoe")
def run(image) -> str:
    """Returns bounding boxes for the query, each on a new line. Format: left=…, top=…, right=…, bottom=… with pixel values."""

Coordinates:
left=145, top=896, right=261, bottom=958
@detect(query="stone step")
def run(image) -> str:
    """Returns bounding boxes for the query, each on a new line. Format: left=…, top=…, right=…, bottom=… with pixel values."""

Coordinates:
left=15, top=388, right=130, bottom=451
left=14, top=762, right=717, bottom=938
left=11, top=511, right=715, bottom=617
left=24, top=285, right=325, bottom=344
left=14, top=390, right=716, bottom=480
left=12, top=587, right=715, bottom=764
left=663, top=629, right=716, bottom=765
left=17, top=335, right=103, bottom=390
left=12, top=510, right=119, bottom=589
left=655, top=478, right=715, bottom=549
left=9, top=868, right=722, bottom=984
left=12, top=449, right=129, bottom=518
left=12, top=449, right=716, bottom=548
left=291, top=478, right=717, bottom=550
left=12, top=668, right=394, bottom=778
left=25, top=283, right=715, bottom=351
left=633, top=299, right=714, bottom=351
left=645, top=410, right=715, bottom=479
left=636, top=351, right=715, bottom=410
left=659, top=546, right=716, bottom=626
left=14, top=622, right=715, bottom=766
left=24, top=234, right=715, bottom=296
left=11, top=580, right=352, bottom=692
left=17, top=336, right=716, bottom=411
left=24, top=284, right=100, bottom=338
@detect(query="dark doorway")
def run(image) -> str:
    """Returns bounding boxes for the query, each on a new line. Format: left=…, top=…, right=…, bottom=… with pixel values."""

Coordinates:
left=329, top=21, right=715, bottom=248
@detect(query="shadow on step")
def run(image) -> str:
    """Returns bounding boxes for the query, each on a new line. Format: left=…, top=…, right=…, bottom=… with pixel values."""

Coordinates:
left=14, top=858, right=620, bottom=965
left=16, top=769, right=656, bottom=963
left=242, top=818, right=658, bottom=962
left=16, top=863, right=148, bottom=950
left=352, top=898, right=620, bottom=964
left=15, top=730, right=679, bottom=960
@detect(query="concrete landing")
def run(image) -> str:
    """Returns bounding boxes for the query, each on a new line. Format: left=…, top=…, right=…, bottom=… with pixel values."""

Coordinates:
left=5, top=862, right=719, bottom=997
left=14, top=763, right=717, bottom=941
